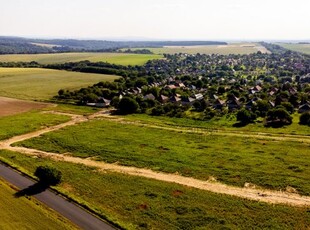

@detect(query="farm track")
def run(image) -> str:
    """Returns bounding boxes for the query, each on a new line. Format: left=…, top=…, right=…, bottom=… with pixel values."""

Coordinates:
left=1, top=110, right=310, bottom=207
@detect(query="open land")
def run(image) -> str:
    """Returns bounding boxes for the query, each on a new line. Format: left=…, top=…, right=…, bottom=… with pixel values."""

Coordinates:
left=0, top=178, right=76, bottom=230
left=0, top=107, right=309, bottom=229
left=277, top=43, right=310, bottom=54
left=0, top=68, right=119, bottom=100
left=13, top=113, right=310, bottom=196
left=0, top=96, right=49, bottom=117
left=1, top=149, right=310, bottom=230
left=127, top=43, right=270, bottom=55
left=0, top=52, right=163, bottom=65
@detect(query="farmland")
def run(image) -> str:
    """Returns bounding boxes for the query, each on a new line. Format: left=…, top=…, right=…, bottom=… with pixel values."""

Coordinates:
left=276, top=43, right=310, bottom=54
left=0, top=68, right=119, bottom=100
left=0, top=111, right=69, bottom=140
left=0, top=96, right=48, bottom=117
left=1, top=150, right=309, bottom=230
left=0, top=178, right=76, bottom=229
left=15, top=117, right=310, bottom=195
left=0, top=52, right=163, bottom=65
left=126, top=43, right=270, bottom=55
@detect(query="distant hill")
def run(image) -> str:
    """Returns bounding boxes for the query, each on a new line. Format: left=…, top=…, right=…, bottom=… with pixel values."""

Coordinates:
left=0, top=36, right=227, bottom=54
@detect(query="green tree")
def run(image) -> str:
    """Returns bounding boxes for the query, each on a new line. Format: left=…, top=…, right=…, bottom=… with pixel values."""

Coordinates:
left=265, top=108, right=292, bottom=127
left=118, top=97, right=139, bottom=114
left=236, top=108, right=256, bottom=124
left=299, top=112, right=310, bottom=126
left=34, top=166, right=62, bottom=186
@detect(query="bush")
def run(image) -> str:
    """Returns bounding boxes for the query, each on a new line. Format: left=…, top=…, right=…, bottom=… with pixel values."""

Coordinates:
left=34, top=166, right=62, bottom=186
left=265, top=108, right=292, bottom=127
left=236, top=108, right=256, bottom=124
left=118, top=97, right=139, bottom=114
left=299, top=112, right=310, bottom=126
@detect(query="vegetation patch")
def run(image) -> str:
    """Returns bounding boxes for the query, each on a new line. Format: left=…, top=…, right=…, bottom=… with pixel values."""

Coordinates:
left=1, top=150, right=310, bottom=230
left=0, top=111, right=70, bottom=140
left=15, top=118, right=310, bottom=195
left=0, top=68, right=119, bottom=100
left=0, top=178, right=76, bottom=229
left=0, top=52, right=163, bottom=65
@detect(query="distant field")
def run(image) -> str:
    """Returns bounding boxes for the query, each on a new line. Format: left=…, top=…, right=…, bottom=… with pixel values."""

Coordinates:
left=0, top=68, right=119, bottom=100
left=0, top=178, right=75, bottom=229
left=0, top=96, right=48, bottom=117
left=277, top=43, right=310, bottom=54
left=17, top=118, right=310, bottom=195
left=127, top=43, right=270, bottom=55
left=0, top=111, right=69, bottom=140
left=1, top=150, right=309, bottom=230
left=0, top=52, right=163, bottom=65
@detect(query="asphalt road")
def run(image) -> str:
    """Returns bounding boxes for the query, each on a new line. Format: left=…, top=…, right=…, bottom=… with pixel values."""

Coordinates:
left=0, top=163, right=115, bottom=230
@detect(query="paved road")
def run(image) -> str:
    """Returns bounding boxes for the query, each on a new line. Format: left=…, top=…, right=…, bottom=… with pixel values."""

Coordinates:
left=0, top=163, right=115, bottom=230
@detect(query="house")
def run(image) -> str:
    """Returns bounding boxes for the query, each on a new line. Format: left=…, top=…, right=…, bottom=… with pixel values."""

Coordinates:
left=159, top=95, right=169, bottom=103
left=169, top=96, right=181, bottom=104
left=193, top=93, right=204, bottom=100
left=245, top=100, right=256, bottom=110
left=165, top=84, right=177, bottom=90
left=268, top=101, right=275, bottom=108
left=87, top=97, right=110, bottom=108
left=298, top=103, right=310, bottom=113
left=181, top=97, right=195, bottom=106
left=144, top=93, right=156, bottom=100
left=213, top=99, right=226, bottom=110
left=227, top=98, right=241, bottom=111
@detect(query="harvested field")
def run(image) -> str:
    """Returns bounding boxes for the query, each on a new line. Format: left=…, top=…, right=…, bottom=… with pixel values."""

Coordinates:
left=0, top=97, right=48, bottom=117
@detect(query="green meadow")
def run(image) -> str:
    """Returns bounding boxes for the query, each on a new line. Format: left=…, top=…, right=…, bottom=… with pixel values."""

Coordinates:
left=1, top=150, right=309, bottom=230
left=0, top=178, right=76, bottom=230
left=0, top=52, right=163, bottom=65
left=125, top=112, right=310, bottom=135
left=16, top=118, right=310, bottom=195
left=126, top=43, right=270, bottom=55
left=277, top=43, right=310, bottom=54
left=0, top=68, right=119, bottom=100
left=0, top=111, right=70, bottom=140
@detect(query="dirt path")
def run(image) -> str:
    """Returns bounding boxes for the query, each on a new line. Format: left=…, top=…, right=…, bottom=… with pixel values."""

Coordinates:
left=1, top=110, right=310, bottom=207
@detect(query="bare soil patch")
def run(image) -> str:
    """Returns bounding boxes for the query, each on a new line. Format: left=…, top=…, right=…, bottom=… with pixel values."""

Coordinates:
left=0, top=97, right=48, bottom=117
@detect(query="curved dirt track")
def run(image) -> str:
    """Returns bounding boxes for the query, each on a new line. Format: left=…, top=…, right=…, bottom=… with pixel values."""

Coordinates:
left=1, top=111, right=310, bottom=207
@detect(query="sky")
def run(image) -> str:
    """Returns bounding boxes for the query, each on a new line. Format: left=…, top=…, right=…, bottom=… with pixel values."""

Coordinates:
left=0, top=0, right=309, bottom=41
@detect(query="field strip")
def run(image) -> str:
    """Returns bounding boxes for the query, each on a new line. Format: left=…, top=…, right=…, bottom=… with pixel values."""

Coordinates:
left=3, top=145, right=310, bottom=207
left=96, top=114, right=310, bottom=144
left=1, top=110, right=310, bottom=207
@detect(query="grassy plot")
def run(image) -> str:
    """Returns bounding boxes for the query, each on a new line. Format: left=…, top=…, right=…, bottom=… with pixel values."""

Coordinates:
left=0, top=150, right=309, bottom=230
left=0, top=68, right=119, bottom=100
left=0, top=111, right=70, bottom=140
left=0, top=178, right=76, bottom=230
left=16, top=118, right=310, bottom=195
left=0, top=52, right=163, bottom=65
left=126, top=43, right=270, bottom=55
left=125, top=113, right=310, bottom=135
left=44, top=103, right=101, bottom=115
left=277, top=43, right=310, bottom=55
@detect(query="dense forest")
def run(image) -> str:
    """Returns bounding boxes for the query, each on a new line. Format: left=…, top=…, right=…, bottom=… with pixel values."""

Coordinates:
left=0, top=36, right=227, bottom=54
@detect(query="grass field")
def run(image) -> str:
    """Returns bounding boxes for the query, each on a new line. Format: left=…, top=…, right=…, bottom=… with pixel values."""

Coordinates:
left=16, top=118, right=310, bottom=195
left=277, top=43, right=310, bottom=54
left=1, top=150, right=309, bottom=230
left=0, top=178, right=76, bottom=229
left=0, top=68, right=119, bottom=100
left=126, top=43, right=270, bottom=55
left=0, top=111, right=69, bottom=141
left=126, top=112, right=310, bottom=135
left=0, top=52, right=163, bottom=65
